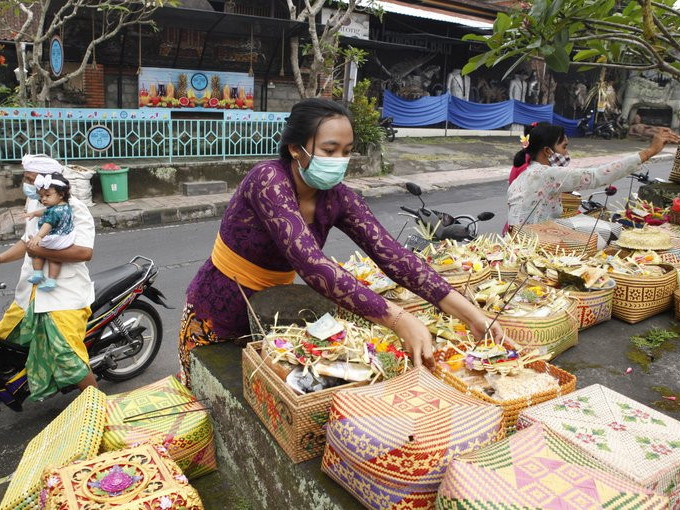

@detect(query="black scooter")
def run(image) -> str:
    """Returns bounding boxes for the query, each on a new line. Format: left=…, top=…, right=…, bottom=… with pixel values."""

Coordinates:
left=0, top=255, right=169, bottom=411
left=397, top=182, right=495, bottom=250
left=379, top=116, right=397, bottom=142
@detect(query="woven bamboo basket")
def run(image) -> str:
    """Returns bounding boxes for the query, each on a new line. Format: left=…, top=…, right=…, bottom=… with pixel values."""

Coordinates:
left=483, top=298, right=579, bottom=360
left=442, top=266, right=491, bottom=292
left=659, top=248, right=680, bottom=268
left=242, top=341, right=366, bottom=464
left=566, top=285, right=616, bottom=331
left=668, top=146, right=680, bottom=183
left=513, top=221, right=599, bottom=256
left=674, top=288, right=680, bottom=320
left=436, top=360, right=576, bottom=434
left=610, top=264, right=678, bottom=324
left=560, top=192, right=581, bottom=218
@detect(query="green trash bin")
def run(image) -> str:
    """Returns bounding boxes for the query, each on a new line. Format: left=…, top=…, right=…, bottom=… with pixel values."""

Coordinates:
left=98, top=167, right=129, bottom=203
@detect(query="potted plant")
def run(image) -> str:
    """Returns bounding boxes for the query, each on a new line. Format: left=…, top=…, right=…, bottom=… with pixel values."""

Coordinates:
left=97, top=163, right=129, bottom=203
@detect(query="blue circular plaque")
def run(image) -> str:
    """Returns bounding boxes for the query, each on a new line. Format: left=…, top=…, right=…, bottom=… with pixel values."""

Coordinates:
left=190, top=73, right=208, bottom=91
left=120, top=111, right=128, bottom=119
left=87, top=125, right=113, bottom=151
left=50, top=36, right=63, bottom=77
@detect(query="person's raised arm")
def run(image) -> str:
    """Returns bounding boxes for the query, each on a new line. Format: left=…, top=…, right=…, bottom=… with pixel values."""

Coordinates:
left=555, top=129, right=680, bottom=192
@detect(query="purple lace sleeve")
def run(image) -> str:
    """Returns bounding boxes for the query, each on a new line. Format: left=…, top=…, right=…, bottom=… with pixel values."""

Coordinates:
left=334, top=186, right=452, bottom=307
left=243, top=166, right=390, bottom=320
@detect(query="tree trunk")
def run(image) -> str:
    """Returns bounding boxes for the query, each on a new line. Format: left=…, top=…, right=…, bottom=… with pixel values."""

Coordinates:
left=14, top=44, right=28, bottom=106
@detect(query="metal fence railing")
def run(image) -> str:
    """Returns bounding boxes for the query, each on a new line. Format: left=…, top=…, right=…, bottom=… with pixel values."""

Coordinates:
left=0, top=108, right=289, bottom=163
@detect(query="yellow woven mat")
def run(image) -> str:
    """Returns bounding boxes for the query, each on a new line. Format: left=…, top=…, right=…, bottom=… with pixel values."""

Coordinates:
left=0, top=386, right=106, bottom=510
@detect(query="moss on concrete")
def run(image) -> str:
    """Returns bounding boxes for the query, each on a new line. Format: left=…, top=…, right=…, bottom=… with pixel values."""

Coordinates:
left=189, top=343, right=362, bottom=510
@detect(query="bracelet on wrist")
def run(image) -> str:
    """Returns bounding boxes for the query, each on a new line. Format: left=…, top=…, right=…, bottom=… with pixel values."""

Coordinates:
left=390, top=310, right=405, bottom=330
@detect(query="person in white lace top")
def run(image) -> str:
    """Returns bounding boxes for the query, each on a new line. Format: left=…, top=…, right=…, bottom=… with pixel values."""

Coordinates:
left=507, top=123, right=679, bottom=228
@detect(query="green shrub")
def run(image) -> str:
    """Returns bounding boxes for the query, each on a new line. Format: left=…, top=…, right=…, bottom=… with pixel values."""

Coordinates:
left=349, top=79, right=384, bottom=155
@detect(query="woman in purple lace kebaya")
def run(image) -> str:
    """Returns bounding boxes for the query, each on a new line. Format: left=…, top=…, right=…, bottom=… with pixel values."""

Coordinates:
left=179, top=98, right=503, bottom=387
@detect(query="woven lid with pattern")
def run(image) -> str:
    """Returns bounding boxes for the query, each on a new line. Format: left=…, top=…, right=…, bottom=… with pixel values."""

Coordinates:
left=517, top=384, right=680, bottom=490
left=322, top=368, right=504, bottom=509
left=436, top=423, right=669, bottom=509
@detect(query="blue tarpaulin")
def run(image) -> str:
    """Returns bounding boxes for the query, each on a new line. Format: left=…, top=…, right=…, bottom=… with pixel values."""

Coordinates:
left=382, top=91, right=448, bottom=127
left=513, top=100, right=553, bottom=125
left=448, top=96, right=513, bottom=130
left=552, top=112, right=582, bottom=137
left=382, top=90, right=583, bottom=135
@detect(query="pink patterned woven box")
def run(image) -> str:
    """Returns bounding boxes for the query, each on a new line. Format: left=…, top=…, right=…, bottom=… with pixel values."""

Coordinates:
left=39, top=443, right=204, bottom=509
left=517, top=384, right=680, bottom=506
left=436, top=423, right=669, bottom=509
left=322, top=368, right=505, bottom=509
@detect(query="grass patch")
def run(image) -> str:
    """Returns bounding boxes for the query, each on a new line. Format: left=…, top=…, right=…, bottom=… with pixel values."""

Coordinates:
left=651, top=386, right=680, bottom=413
left=626, top=327, right=680, bottom=373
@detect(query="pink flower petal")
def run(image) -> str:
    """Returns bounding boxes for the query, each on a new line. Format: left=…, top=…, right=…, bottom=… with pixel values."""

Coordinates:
left=625, top=367, right=633, bottom=374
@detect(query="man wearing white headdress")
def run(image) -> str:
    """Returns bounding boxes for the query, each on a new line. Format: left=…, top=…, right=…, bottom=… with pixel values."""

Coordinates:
left=0, top=154, right=97, bottom=405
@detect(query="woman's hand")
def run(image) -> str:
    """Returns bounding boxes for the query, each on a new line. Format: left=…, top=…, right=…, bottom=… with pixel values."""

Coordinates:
left=392, top=311, right=435, bottom=370
left=641, top=128, right=680, bottom=162
left=468, top=314, right=505, bottom=344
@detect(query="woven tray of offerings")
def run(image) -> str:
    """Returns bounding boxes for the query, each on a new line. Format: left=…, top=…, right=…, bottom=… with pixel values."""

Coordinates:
left=337, top=253, right=432, bottom=323
left=415, top=239, right=491, bottom=290
left=469, top=233, right=536, bottom=280
left=512, top=220, right=599, bottom=256
left=560, top=191, right=582, bottom=218
left=589, top=252, right=678, bottom=324
left=472, top=278, right=579, bottom=359
left=428, top=313, right=576, bottom=433
left=243, top=314, right=410, bottom=463
left=521, top=251, right=616, bottom=330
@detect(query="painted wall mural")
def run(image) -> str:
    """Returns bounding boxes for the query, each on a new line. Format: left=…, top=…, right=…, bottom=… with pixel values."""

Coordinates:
left=138, top=67, right=254, bottom=110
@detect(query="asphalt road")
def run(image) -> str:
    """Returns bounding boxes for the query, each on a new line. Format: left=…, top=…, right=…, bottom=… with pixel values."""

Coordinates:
left=0, top=158, right=678, bottom=495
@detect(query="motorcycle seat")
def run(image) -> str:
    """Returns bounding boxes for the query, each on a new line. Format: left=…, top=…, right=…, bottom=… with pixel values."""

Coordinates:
left=0, top=340, right=29, bottom=367
left=91, top=261, right=149, bottom=312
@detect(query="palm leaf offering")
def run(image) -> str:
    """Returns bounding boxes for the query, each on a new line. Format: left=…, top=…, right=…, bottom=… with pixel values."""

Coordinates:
left=414, top=239, right=488, bottom=273
left=589, top=251, right=671, bottom=276
left=469, top=233, right=537, bottom=273
left=421, top=308, right=557, bottom=400
left=472, top=278, right=572, bottom=318
left=261, top=313, right=410, bottom=393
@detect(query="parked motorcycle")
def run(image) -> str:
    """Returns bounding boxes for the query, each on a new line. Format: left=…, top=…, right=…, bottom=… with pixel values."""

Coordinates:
left=379, top=116, right=397, bottom=142
left=577, top=110, right=614, bottom=139
left=397, top=182, right=495, bottom=250
left=577, top=110, right=627, bottom=140
left=0, top=255, right=169, bottom=412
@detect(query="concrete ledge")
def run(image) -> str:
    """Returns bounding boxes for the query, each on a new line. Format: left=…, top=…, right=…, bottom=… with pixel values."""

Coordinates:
left=189, top=343, right=361, bottom=510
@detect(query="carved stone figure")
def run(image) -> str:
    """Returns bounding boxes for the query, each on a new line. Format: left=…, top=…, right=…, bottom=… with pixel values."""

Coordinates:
left=476, top=78, right=507, bottom=103
left=526, top=71, right=540, bottom=104
left=628, top=114, right=663, bottom=139
left=621, top=75, right=680, bottom=129
left=446, top=69, right=471, bottom=100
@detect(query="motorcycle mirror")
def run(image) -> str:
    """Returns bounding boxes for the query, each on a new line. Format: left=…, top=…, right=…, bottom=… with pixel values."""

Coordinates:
left=477, top=211, right=495, bottom=221
left=605, top=186, right=617, bottom=196
left=405, top=182, right=422, bottom=196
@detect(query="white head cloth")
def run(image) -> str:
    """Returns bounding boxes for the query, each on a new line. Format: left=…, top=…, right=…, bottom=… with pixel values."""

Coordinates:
left=35, top=174, right=68, bottom=190
left=21, top=154, right=64, bottom=175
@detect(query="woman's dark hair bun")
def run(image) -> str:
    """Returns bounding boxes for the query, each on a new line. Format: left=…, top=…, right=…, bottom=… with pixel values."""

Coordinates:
left=279, top=98, right=353, bottom=161
left=513, top=122, right=565, bottom=167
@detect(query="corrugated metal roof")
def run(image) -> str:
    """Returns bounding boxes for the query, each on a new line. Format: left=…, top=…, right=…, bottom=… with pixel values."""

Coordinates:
left=354, top=0, right=493, bottom=29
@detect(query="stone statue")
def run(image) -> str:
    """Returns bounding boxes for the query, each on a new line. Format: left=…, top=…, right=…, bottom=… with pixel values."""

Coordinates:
left=447, top=68, right=470, bottom=100
left=508, top=73, right=528, bottom=102
left=526, top=71, right=540, bottom=104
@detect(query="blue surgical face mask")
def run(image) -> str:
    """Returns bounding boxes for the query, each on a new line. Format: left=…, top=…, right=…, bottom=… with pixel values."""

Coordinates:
left=22, top=182, right=40, bottom=200
left=298, top=146, right=350, bottom=190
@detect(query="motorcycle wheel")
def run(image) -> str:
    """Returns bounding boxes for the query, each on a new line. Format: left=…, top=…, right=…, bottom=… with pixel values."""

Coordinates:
left=98, top=300, right=163, bottom=382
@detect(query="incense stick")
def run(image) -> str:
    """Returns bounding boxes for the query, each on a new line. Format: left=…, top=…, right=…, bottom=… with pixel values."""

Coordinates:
left=123, top=407, right=211, bottom=423
left=473, top=276, right=530, bottom=351
left=122, top=398, right=210, bottom=421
